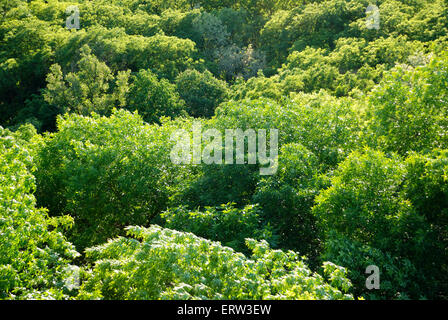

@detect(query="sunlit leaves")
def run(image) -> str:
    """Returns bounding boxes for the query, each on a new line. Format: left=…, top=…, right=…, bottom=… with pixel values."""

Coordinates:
left=78, top=225, right=353, bottom=300
left=0, top=125, right=78, bottom=299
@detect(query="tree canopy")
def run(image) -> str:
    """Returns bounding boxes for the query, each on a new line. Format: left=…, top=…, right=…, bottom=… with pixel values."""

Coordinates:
left=1, top=0, right=447, bottom=300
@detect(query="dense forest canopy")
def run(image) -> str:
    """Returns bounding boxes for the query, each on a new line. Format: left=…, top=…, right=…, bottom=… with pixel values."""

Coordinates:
left=0, top=0, right=447, bottom=300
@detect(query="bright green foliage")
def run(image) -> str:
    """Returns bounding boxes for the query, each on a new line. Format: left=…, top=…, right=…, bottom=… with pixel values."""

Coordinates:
left=367, top=52, right=448, bottom=155
left=2, top=0, right=448, bottom=301
left=313, top=149, right=413, bottom=247
left=237, top=36, right=427, bottom=98
left=131, top=33, right=198, bottom=81
left=127, top=69, right=187, bottom=123
left=231, top=72, right=283, bottom=101
left=2, top=0, right=446, bottom=129
left=34, top=109, right=184, bottom=249
left=161, top=203, right=276, bottom=253
left=176, top=95, right=360, bottom=223
left=259, top=0, right=445, bottom=69
left=54, top=26, right=198, bottom=79
left=176, top=69, right=229, bottom=118
left=260, top=0, right=364, bottom=68
left=68, top=1, right=161, bottom=36
left=43, top=45, right=130, bottom=116
left=77, top=225, right=353, bottom=300
left=0, top=125, right=79, bottom=299
left=282, top=36, right=426, bottom=96
left=213, top=94, right=361, bottom=168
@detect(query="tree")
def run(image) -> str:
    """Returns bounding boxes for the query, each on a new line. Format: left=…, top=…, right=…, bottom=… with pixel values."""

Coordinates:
left=161, top=203, right=276, bottom=253
left=43, top=45, right=130, bottom=116
left=253, top=143, right=323, bottom=260
left=35, top=109, right=186, bottom=249
left=367, top=52, right=448, bottom=155
left=312, top=148, right=435, bottom=299
left=0, top=125, right=78, bottom=299
left=176, top=69, right=229, bottom=118
left=403, top=150, right=448, bottom=298
left=77, top=225, right=353, bottom=300
left=192, top=12, right=230, bottom=51
left=127, top=69, right=187, bottom=123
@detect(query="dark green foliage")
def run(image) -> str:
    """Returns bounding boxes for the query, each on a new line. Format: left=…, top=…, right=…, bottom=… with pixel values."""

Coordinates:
left=178, top=163, right=259, bottom=208
left=0, top=17, right=58, bottom=126
left=176, top=69, right=229, bottom=118
left=161, top=203, right=276, bottom=253
left=253, top=143, right=324, bottom=260
left=403, top=150, right=448, bottom=298
left=322, top=234, right=420, bottom=300
left=314, top=148, right=448, bottom=299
